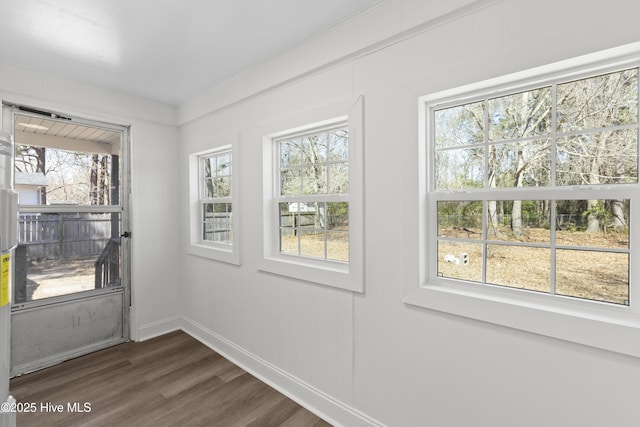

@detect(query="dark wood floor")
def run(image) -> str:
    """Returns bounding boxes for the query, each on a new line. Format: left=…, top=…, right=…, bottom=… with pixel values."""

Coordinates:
left=10, top=330, right=332, bottom=427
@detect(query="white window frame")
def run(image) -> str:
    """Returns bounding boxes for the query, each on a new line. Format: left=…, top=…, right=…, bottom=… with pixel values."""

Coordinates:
left=188, top=141, right=240, bottom=265
left=407, top=43, right=640, bottom=358
left=260, top=96, right=364, bottom=292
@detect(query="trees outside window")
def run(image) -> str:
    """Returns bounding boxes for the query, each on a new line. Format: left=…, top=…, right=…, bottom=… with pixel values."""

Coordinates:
left=200, top=149, right=232, bottom=245
left=15, top=145, right=113, bottom=206
left=276, top=125, right=349, bottom=262
left=429, top=67, right=637, bottom=305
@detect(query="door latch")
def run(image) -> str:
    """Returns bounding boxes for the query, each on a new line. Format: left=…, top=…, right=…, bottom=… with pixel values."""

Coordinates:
left=121, top=231, right=131, bottom=238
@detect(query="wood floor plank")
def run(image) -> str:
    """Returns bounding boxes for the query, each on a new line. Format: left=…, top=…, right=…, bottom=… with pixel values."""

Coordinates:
left=10, top=331, right=332, bottom=426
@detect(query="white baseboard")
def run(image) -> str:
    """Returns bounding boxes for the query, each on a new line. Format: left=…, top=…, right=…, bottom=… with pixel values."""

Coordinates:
left=181, top=316, right=384, bottom=427
left=136, top=316, right=181, bottom=341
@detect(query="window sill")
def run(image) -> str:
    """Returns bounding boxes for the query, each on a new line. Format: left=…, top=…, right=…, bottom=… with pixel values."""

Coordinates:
left=259, top=255, right=362, bottom=292
left=403, top=280, right=640, bottom=358
left=187, top=243, right=240, bottom=265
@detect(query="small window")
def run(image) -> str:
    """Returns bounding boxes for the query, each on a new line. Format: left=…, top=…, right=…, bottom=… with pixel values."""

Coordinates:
left=188, top=141, right=240, bottom=264
left=408, top=46, right=640, bottom=358
left=261, top=97, right=364, bottom=291
left=200, top=151, right=233, bottom=245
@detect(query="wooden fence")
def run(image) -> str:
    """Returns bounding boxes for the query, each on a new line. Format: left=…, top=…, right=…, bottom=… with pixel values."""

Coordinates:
left=18, top=213, right=113, bottom=261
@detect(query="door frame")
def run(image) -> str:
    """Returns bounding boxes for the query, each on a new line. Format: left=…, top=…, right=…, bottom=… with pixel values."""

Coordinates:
left=2, top=103, right=132, bottom=376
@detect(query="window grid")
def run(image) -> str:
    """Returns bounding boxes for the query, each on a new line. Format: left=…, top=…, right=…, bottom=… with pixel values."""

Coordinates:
left=429, top=66, right=639, bottom=306
left=200, top=150, right=232, bottom=246
left=274, top=124, right=349, bottom=263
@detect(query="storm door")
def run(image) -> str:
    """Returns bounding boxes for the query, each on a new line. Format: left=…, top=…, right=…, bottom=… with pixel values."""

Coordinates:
left=2, top=105, right=131, bottom=376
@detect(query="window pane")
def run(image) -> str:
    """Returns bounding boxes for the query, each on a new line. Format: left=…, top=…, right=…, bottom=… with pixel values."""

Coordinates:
left=328, top=162, right=349, bottom=193
left=280, top=168, right=301, bottom=196
left=437, top=201, right=482, bottom=238
left=556, top=129, right=638, bottom=185
left=280, top=127, right=349, bottom=197
left=488, top=140, right=551, bottom=187
left=437, top=241, right=482, bottom=282
left=488, top=87, right=552, bottom=141
left=278, top=201, right=348, bottom=262
left=327, top=202, right=349, bottom=231
left=486, top=245, right=550, bottom=293
left=557, top=129, right=638, bottom=185
left=203, top=203, right=214, bottom=215
left=216, top=154, right=231, bottom=176
left=327, top=232, right=349, bottom=262
left=203, top=203, right=232, bottom=244
left=556, top=250, right=629, bottom=305
left=202, top=203, right=214, bottom=241
left=279, top=202, right=296, bottom=226
left=14, top=147, right=119, bottom=206
left=280, top=229, right=298, bottom=255
left=203, top=157, right=215, bottom=178
left=15, top=212, right=122, bottom=302
left=328, top=129, right=349, bottom=161
left=279, top=202, right=297, bottom=255
left=280, top=139, right=302, bottom=168
left=203, top=178, right=215, bottom=198
left=487, top=200, right=551, bottom=243
left=301, top=134, right=327, bottom=165
left=302, top=165, right=328, bottom=194
left=214, top=203, right=232, bottom=244
left=557, top=68, right=638, bottom=133
left=215, top=176, right=231, bottom=198
left=555, top=199, right=629, bottom=249
left=202, top=151, right=232, bottom=199
left=299, top=229, right=325, bottom=259
left=435, top=101, right=484, bottom=148
left=436, top=148, right=484, bottom=189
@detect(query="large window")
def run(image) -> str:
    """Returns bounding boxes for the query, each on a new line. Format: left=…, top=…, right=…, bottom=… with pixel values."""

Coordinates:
left=277, top=124, right=349, bottom=262
left=432, top=68, right=636, bottom=305
left=188, top=141, right=240, bottom=264
left=409, top=46, right=640, bottom=358
left=261, top=97, right=364, bottom=292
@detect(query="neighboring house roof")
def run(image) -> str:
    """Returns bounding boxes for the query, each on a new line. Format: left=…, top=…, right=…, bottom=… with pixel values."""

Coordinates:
left=15, top=172, right=48, bottom=187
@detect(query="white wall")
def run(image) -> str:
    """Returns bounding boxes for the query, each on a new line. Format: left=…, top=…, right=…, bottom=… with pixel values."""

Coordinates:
left=0, top=62, right=182, bottom=341
left=178, top=0, right=640, bottom=426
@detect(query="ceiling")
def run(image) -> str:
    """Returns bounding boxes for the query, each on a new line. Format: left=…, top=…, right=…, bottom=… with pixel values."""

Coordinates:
left=0, top=0, right=381, bottom=106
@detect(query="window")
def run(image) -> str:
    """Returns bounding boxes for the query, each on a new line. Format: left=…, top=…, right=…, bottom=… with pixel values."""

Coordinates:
left=408, top=45, right=640, bottom=358
left=200, top=150, right=233, bottom=245
left=188, top=141, right=240, bottom=264
left=432, top=67, right=636, bottom=305
left=277, top=124, right=349, bottom=262
left=261, top=97, right=364, bottom=292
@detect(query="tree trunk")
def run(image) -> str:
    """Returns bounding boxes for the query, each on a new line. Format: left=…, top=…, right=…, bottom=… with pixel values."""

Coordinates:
left=610, top=199, right=626, bottom=229
left=90, top=154, right=99, bottom=205
left=487, top=146, right=501, bottom=237
left=99, top=155, right=109, bottom=205
left=34, top=147, right=47, bottom=204
left=585, top=199, right=600, bottom=232
left=512, top=200, right=523, bottom=235
left=511, top=143, right=526, bottom=236
left=585, top=134, right=607, bottom=233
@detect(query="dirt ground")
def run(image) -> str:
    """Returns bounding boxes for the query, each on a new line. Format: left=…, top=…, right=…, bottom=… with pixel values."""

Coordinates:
left=25, top=227, right=627, bottom=305
left=25, top=258, right=96, bottom=301
left=281, top=232, right=349, bottom=262
left=438, top=226, right=629, bottom=305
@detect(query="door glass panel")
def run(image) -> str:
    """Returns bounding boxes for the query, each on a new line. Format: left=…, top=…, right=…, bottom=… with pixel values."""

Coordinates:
left=12, top=112, right=124, bottom=303
left=14, top=212, right=121, bottom=302
left=14, top=121, right=121, bottom=206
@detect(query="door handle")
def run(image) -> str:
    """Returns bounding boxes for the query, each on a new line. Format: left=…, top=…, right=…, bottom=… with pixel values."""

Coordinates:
left=121, top=231, right=131, bottom=238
